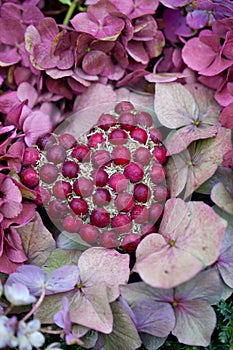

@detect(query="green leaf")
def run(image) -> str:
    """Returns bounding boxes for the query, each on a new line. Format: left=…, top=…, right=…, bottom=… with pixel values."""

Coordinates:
left=43, top=249, right=82, bottom=275
left=103, top=300, right=141, bottom=350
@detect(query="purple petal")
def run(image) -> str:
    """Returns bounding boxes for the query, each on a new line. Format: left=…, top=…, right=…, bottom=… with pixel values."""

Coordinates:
left=0, top=18, right=24, bottom=45
left=23, top=110, right=52, bottom=146
left=173, top=300, right=216, bottom=346
left=45, top=77, right=73, bottom=100
left=17, top=82, right=38, bottom=108
left=216, top=226, right=233, bottom=288
left=220, top=102, right=233, bottom=129
left=127, top=41, right=149, bottom=65
left=96, top=16, right=125, bottom=40
left=182, top=37, right=215, bottom=72
left=82, top=51, right=107, bottom=75
left=199, top=55, right=233, bottom=76
left=5, top=101, right=28, bottom=129
left=87, top=0, right=119, bottom=23
left=38, top=17, right=59, bottom=41
left=0, top=48, right=21, bottom=67
left=116, top=69, right=148, bottom=87
left=6, top=265, right=47, bottom=296
left=0, top=177, right=22, bottom=218
left=129, top=0, right=159, bottom=19
left=132, top=299, right=175, bottom=337
left=46, top=265, right=80, bottom=295
left=33, top=42, right=59, bottom=69
left=22, top=4, right=44, bottom=26
left=24, top=25, right=41, bottom=55
left=1, top=3, right=21, bottom=21
left=71, top=12, right=98, bottom=36
left=175, top=269, right=222, bottom=304
left=186, top=10, right=209, bottom=30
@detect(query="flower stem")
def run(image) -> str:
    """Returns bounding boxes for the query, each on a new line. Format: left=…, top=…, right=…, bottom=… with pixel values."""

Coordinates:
left=63, top=1, right=78, bottom=26
left=22, top=288, right=46, bottom=322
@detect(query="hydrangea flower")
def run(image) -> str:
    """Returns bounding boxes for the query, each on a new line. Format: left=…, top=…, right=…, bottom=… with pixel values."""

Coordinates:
left=4, top=283, right=36, bottom=306
left=17, top=319, right=45, bottom=350
left=0, top=315, right=18, bottom=348
left=0, top=2, right=43, bottom=67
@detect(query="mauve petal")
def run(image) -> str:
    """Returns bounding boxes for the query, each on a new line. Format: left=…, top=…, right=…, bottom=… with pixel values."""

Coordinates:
left=45, top=77, right=73, bottom=100
left=96, top=16, right=125, bottom=40
left=40, top=102, right=63, bottom=127
left=23, top=110, right=52, bottom=146
left=33, top=42, right=59, bottom=69
left=6, top=264, right=46, bottom=295
left=5, top=101, right=28, bottom=129
left=3, top=202, right=36, bottom=228
left=24, top=25, right=41, bottom=55
left=127, top=41, right=149, bottom=65
left=186, top=10, right=209, bottom=30
left=4, top=229, right=27, bottom=264
left=82, top=50, right=106, bottom=75
left=107, top=64, right=125, bottom=80
left=145, top=34, right=165, bottom=58
left=0, top=91, right=19, bottom=115
left=0, top=48, right=21, bottom=67
left=129, top=0, right=159, bottom=19
left=87, top=0, right=118, bottom=23
left=46, top=68, right=73, bottom=79
left=220, top=102, right=233, bottom=128
left=17, top=82, right=38, bottom=108
left=22, top=4, right=44, bottom=26
left=222, top=32, right=233, bottom=60
left=173, top=300, right=216, bottom=347
left=100, top=55, right=115, bottom=77
left=71, top=12, right=98, bottom=36
left=1, top=3, right=21, bottom=20
left=73, top=67, right=98, bottom=82
left=215, top=85, right=233, bottom=107
left=112, top=42, right=129, bottom=68
left=182, top=38, right=215, bottom=71
left=0, top=252, right=25, bottom=274
left=199, top=31, right=220, bottom=52
left=57, top=50, right=74, bottom=70
left=38, top=17, right=59, bottom=41
left=199, top=55, right=233, bottom=76
left=116, top=69, right=148, bottom=87
left=68, top=77, right=88, bottom=94
left=198, top=73, right=225, bottom=90
left=0, top=18, right=24, bottom=45
left=1, top=179, right=22, bottom=219
left=133, top=16, right=158, bottom=41
left=112, top=0, right=134, bottom=15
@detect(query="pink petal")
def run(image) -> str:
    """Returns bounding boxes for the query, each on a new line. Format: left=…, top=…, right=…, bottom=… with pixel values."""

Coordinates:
left=0, top=47, right=21, bottom=67
left=23, top=110, right=52, bottom=146
left=71, top=12, right=98, bottom=37
left=182, top=37, right=215, bottom=72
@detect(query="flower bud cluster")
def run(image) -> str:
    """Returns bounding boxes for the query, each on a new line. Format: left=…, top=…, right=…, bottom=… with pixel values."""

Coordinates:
left=21, top=101, right=169, bottom=251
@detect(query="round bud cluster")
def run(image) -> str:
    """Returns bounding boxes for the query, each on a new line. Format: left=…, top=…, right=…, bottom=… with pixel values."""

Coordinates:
left=20, top=101, right=169, bottom=251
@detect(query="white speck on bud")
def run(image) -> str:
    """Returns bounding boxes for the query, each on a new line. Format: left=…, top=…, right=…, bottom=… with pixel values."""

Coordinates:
left=4, top=283, right=37, bottom=306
